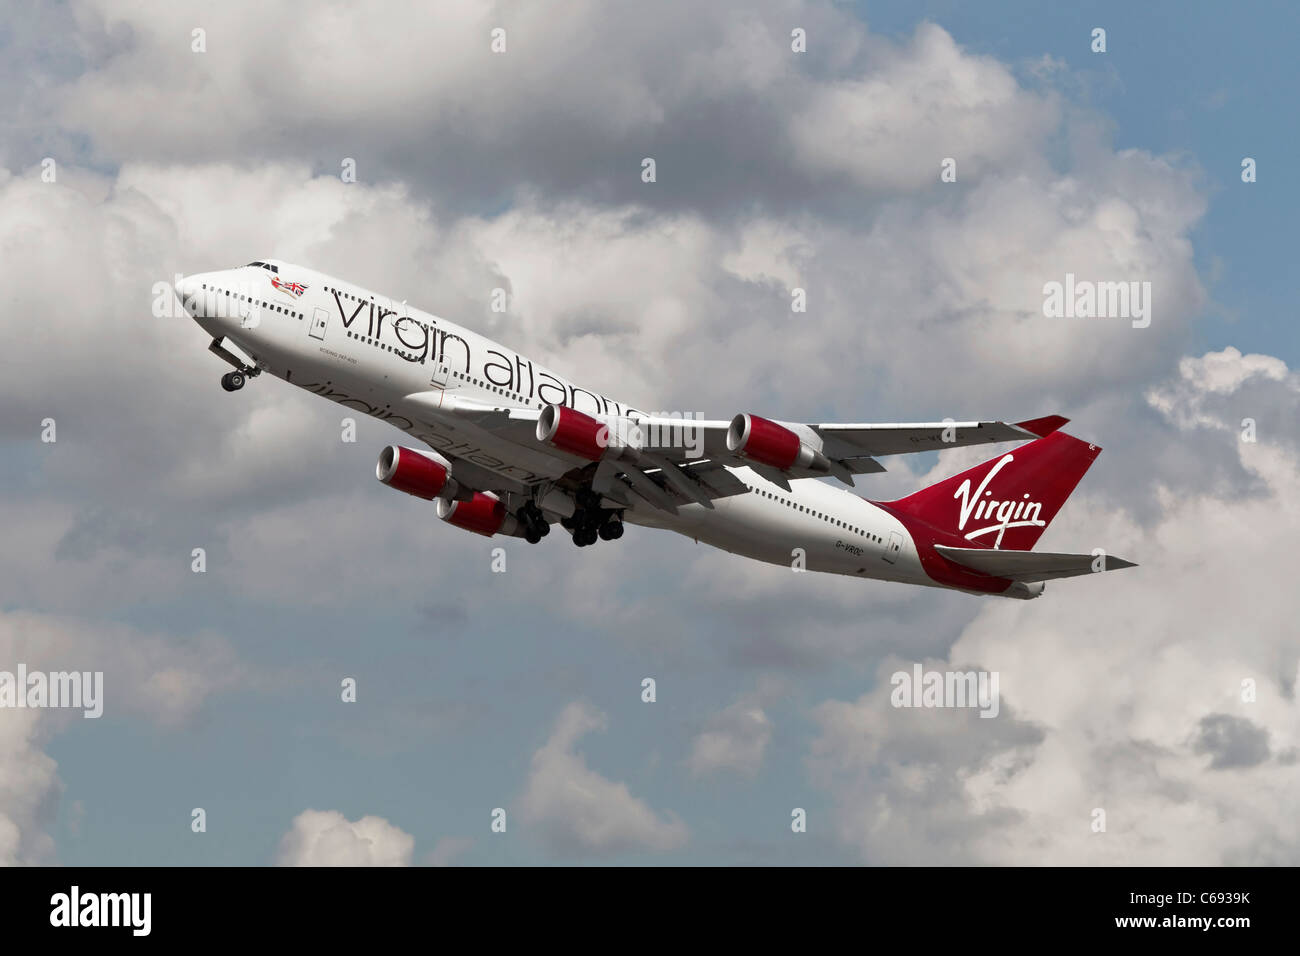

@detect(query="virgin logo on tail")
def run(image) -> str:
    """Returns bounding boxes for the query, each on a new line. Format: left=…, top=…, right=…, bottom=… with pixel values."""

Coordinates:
left=953, top=454, right=1045, bottom=547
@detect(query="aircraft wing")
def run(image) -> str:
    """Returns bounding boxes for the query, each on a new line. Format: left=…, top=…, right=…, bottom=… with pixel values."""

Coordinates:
left=588, top=455, right=749, bottom=514
left=934, top=545, right=1137, bottom=582
left=627, top=413, right=1068, bottom=490
left=404, top=392, right=1068, bottom=512
left=579, top=411, right=1060, bottom=508
left=809, top=415, right=1068, bottom=458
left=408, top=395, right=542, bottom=431
left=401, top=394, right=745, bottom=514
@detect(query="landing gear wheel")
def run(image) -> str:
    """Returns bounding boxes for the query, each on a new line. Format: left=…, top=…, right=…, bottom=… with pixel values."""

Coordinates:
left=221, top=371, right=245, bottom=392
left=605, top=520, right=624, bottom=540
left=518, top=501, right=550, bottom=543
left=573, top=527, right=598, bottom=547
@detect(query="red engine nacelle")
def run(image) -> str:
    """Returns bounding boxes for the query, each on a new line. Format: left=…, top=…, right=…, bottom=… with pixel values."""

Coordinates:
left=436, top=492, right=522, bottom=538
left=725, top=414, right=809, bottom=470
left=376, top=445, right=459, bottom=500
left=536, top=404, right=611, bottom=461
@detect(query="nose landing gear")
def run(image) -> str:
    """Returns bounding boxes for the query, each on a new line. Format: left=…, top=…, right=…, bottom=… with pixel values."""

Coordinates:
left=209, top=337, right=260, bottom=393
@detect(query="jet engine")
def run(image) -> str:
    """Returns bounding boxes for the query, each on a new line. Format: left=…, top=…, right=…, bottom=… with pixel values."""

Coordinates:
left=437, top=492, right=524, bottom=538
left=536, top=404, right=640, bottom=463
left=726, top=413, right=834, bottom=473
left=536, top=404, right=611, bottom=460
left=375, top=445, right=459, bottom=500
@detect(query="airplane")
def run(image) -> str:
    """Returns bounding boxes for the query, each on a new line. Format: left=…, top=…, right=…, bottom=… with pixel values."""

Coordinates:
left=173, top=259, right=1136, bottom=600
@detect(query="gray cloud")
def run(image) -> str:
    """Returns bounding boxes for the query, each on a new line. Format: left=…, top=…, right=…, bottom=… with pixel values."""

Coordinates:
left=0, top=610, right=243, bottom=863
left=687, top=698, right=773, bottom=778
left=519, top=702, right=688, bottom=858
left=47, top=4, right=1066, bottom=223
left=807, top=350, right=1300, bottom=864
left=1193, top=714, right=1271, bottom=770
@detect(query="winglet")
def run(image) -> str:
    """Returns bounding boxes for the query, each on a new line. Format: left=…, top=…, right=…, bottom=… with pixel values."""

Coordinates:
left=1014, top=415, right=1069, bottom=438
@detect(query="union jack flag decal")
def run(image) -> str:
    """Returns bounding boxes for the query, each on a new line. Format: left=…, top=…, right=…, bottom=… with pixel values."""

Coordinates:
left=271, top=276, right=308, bottom=297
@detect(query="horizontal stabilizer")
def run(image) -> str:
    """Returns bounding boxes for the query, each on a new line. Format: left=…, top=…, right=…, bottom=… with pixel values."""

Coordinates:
left=934, top=545, right=1137, bottom=583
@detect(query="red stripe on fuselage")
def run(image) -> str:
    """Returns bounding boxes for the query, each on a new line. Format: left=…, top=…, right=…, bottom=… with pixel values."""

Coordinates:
left=867, top=499, right=1015, bottom=595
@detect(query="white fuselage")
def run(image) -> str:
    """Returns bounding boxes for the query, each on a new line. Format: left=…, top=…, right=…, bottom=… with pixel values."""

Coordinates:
left=177, top=261, right=938, bottom=591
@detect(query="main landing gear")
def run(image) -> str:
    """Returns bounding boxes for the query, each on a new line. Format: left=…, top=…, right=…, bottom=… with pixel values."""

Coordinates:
left=513, top=489, right=625, bottom=547
left=517, top=501, right=551, bottom=544
left=560, top=489, right=623, bottom=548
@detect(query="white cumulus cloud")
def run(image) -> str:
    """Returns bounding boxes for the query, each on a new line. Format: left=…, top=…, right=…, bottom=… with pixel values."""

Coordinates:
left=520, top=702, right=688, bottom=857
left=276, top=809, right=415, bottom=866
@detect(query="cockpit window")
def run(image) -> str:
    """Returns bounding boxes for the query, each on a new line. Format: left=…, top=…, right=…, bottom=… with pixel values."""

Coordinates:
left=246, top=261, right=264, bottom=268
left=243, top=261, right=280, bottom=273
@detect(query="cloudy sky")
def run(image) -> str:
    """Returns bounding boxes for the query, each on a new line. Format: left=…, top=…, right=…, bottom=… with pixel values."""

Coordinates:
left=1, top=0, right=1296, bottom=865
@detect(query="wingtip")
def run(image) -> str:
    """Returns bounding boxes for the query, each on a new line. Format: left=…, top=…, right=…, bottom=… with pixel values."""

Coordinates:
left=1014, top=414, right=1070, bottom=438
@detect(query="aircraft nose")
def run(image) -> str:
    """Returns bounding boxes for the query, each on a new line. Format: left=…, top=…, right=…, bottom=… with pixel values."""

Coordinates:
left=174, top=274, right=199, bottom=313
